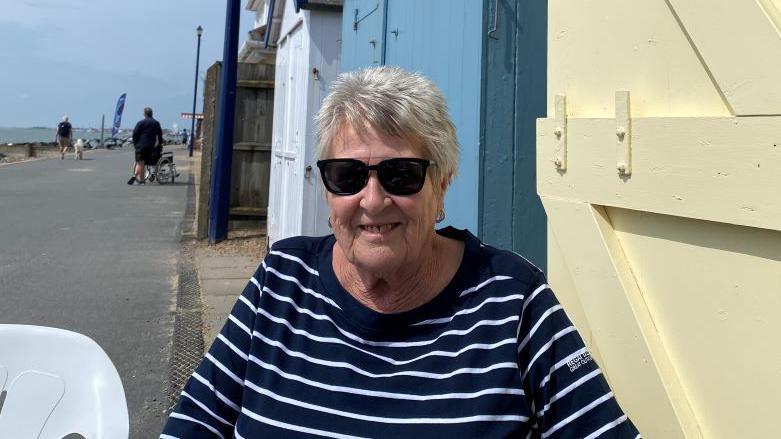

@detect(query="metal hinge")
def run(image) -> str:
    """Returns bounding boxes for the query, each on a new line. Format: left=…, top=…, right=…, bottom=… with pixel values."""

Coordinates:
left=553, top=94, right=567, bottom=171
left=615, top=91, right=631, bottom=176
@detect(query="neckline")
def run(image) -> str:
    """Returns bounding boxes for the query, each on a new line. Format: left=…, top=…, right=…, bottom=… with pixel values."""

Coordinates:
left=317, top=227, right=480, bottom=335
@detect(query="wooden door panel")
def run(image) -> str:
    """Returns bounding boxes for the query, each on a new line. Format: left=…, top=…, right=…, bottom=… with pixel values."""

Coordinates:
left=543, top=198, right=699, bottom=438
left=666, top=0, right=781, bottom=115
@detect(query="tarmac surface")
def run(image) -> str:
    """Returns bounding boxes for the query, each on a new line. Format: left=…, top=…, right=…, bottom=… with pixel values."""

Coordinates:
left=0, top=145, right=267, bottom=436
left=0, top=145, right=190, bottom=436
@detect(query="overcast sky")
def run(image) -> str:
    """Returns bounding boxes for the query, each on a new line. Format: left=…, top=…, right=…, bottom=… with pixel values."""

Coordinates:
left=0, top=0, right=256, bottom=130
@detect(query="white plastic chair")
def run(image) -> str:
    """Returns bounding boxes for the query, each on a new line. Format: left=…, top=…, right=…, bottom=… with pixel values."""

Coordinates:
left=0, top=325, right=129, bottom=438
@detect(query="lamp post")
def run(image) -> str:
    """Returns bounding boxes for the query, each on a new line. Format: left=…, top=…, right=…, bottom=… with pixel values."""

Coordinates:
left=189, top=25, right=203, bottom=157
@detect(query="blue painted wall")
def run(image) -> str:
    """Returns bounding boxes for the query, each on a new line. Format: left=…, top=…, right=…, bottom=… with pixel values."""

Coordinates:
left=479, top=0, right=548, bottom=270
left=340, top=0, right=482, bottom=232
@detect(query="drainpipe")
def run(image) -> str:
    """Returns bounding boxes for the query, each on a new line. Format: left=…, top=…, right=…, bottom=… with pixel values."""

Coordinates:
left=264, top=0, right=277, bottom=49
left=209, top=0, right=241, bottom=244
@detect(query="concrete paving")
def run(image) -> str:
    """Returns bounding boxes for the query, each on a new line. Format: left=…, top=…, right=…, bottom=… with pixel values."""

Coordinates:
left=187, top=151, right=265, bottom=349
left=196, top=252, right=259, bottom=346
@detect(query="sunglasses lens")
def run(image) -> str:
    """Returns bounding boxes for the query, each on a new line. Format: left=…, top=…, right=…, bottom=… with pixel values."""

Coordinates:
left=379, top=159, right=427, bottom=195
left=320, top=160, right=366, bottom=195
left=317, top=158, right=430, bottom=196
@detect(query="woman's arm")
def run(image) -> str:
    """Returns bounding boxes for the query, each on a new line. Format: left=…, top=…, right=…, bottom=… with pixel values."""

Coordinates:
left=517, top=271, right=640, bottom=438
left=161, top=264, right=266, bottom=438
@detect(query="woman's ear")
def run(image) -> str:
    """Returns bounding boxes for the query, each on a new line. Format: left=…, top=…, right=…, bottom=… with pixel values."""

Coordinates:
left=439, top=172, right=452, bottom=194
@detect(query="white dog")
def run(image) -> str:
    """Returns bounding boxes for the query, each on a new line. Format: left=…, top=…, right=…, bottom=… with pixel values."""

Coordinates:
left=73, top=138, right=85, bottom=160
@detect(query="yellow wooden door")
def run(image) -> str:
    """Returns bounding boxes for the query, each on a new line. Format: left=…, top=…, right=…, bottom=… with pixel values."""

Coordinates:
left=537, top=1, right=781, bottom=437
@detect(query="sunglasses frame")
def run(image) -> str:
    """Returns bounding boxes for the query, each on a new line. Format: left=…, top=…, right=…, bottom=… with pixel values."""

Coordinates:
left=316, top=157, right=435, bottom=196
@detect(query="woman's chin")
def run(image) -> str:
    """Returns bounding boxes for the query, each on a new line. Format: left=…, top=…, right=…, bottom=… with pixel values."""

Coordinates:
left=349, top=246, right=405, bottom=273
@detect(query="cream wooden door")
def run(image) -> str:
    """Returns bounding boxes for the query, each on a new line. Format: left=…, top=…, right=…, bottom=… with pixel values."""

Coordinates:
left=537, top=1, right=781, bottom=437
left=268, top=25, right=306, bottom=245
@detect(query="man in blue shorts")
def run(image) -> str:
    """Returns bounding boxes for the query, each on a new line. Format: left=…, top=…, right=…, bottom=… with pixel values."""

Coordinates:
left=128, top=107, right=163, bottom=185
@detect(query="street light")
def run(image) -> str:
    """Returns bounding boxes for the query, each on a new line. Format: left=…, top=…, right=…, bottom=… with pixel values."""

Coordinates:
left=189, top=25, right=203, bottom=157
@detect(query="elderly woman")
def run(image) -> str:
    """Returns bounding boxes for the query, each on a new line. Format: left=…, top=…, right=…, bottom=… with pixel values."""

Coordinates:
left=162, top=67, right=639, bottom=438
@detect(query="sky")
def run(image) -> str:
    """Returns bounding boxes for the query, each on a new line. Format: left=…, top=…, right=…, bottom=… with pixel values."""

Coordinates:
left=0, top=0, right=256, bottom=130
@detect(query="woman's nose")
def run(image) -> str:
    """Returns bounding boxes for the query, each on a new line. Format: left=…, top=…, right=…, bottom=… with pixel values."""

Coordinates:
left=359, top=172, right=391, bottom=213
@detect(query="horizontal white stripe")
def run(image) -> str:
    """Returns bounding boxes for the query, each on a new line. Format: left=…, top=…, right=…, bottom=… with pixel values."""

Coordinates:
left=238, top=294, right=257, bottom=313
left=244, top=379, right=528, bottom=424
left=521, top=326, right=577, bottom=381
left=270, top=250, right=320, bottom=275
left=181, top=391, right=233, bottom=426
left=248, top=354, right=525, bottom=400
left=459, top=275, right=514, bottom=297
left=206, top=353, right=244, bottom=385
left=159, top=435, right=179, bottom=439
left=260, top=266, right=341, bottom=309
left=228, top=313, right=252, bottom=336
left=169, top=412, right=224, bottom=439
left=249, top=294, right=519, bottom=348
left=241, top=293, right=517, bottom=364
left=240, top=407, right=368, bottom=439
left=583, top=414, right=628, bottom=439
left=191, top=372, right=241, bottom=412
left=253, top=330, right=517, bottom=379
left=412, top=294, right=525, bottom=325
left=517, top=304, right=564, bottom=354
left=537, top=347, right=589, bottom=389
left=217, top=333, right=249, bottom=361
left=537, top=369, right=602, bottom=418
left=519, top=283, right=550, bottom=325
left=541, top=392, right=614, bottom=438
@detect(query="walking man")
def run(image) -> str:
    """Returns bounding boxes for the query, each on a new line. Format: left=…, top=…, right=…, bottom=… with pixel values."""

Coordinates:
left=56, top=116, right=72, bottom=160
left=128, top=107, right=163, bottom=185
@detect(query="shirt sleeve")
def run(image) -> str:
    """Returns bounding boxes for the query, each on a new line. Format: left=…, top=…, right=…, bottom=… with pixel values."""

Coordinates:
left=161, top=263, right=266, bottom=438
left=155, top=121, right=164, bottom=146
left=517, top=271, right=641, bottom=438
left=132, top=122, right=142, bottom=145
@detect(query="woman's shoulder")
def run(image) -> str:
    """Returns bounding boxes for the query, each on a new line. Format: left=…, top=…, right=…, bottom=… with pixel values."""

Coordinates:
left=270, top=234, right=333, bottom=253
left=257, top=234, right=334, bottom=278
left=443, top=227, right=545, bottom=288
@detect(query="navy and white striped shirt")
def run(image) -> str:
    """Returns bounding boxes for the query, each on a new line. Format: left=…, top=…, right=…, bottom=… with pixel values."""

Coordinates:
left=162, top=227, right=639, bottom=438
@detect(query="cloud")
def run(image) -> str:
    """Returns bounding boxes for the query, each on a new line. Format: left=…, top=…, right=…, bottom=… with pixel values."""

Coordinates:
left=22, top=1, right=81, bottom=11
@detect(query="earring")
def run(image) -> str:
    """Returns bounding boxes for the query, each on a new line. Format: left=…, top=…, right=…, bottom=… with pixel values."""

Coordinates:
left=435, top=209, right=445, bottom=223
left=328, top=216, right=332, bottom=229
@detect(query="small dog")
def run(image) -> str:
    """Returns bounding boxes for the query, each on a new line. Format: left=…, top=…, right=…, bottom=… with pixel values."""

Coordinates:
left=73, top=138, right=85, bottom=160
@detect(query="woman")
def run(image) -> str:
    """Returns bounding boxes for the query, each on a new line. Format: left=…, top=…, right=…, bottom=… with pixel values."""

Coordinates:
left=162, top=67, right=639, bottom=438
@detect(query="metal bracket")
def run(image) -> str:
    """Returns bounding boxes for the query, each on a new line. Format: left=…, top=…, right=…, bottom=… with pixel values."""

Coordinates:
left=616, top=91, right=631, bottom=175
left=553, top=94, right=567, bottom=170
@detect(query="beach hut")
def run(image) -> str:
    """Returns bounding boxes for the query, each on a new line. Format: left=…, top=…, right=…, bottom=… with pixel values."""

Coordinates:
left=340, top=0, right=548, bottom=268
left=242, top=0, right=343, bottom=245
left=538, top=1, right=781, bottom=437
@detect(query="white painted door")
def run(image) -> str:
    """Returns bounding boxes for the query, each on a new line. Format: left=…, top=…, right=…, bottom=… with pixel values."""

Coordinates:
left=539, top=1, right=781, bottom=438
left=269, top=25, right=307, bottom=245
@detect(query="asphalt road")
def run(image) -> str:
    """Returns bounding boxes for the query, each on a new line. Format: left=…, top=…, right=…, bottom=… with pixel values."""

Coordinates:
left=0, top=146, right=191, bottom=437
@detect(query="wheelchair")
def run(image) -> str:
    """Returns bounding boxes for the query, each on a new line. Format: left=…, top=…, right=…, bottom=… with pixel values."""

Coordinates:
left=130, top=146, right=177, bottom=184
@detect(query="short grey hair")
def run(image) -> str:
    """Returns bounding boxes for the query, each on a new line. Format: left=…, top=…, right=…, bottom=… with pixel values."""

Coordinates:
left=315, top=66, right=459, bottom=189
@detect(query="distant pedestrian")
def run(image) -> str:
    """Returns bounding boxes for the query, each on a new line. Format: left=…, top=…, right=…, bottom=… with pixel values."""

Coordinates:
left=129, top=107, right=163, bottom=185
left=56, top=116, right=72, bottom=160
left=181, top=129, right=188, bottom=145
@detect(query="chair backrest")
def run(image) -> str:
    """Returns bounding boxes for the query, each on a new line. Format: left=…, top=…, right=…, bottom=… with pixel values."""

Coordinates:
left=0, top=325, right=129, bottom=438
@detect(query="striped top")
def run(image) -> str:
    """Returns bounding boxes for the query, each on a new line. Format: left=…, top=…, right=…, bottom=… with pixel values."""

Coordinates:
left=162, top=227, right=640, bottom=438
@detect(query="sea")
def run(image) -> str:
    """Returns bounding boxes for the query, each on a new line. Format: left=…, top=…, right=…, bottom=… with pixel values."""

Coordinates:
left=0, top=127, right=130, bottom=144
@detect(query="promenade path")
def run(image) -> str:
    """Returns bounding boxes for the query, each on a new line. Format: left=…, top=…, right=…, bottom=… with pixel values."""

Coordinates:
left=0, top=146, right=191, bottom=436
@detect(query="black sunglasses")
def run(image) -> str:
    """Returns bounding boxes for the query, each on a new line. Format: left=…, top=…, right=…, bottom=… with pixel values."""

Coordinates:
left=316, top=157, right=434, bottom=196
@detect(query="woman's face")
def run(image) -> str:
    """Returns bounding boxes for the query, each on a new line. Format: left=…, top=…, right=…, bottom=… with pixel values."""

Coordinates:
left=326, top=124, right=443, bottom=275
